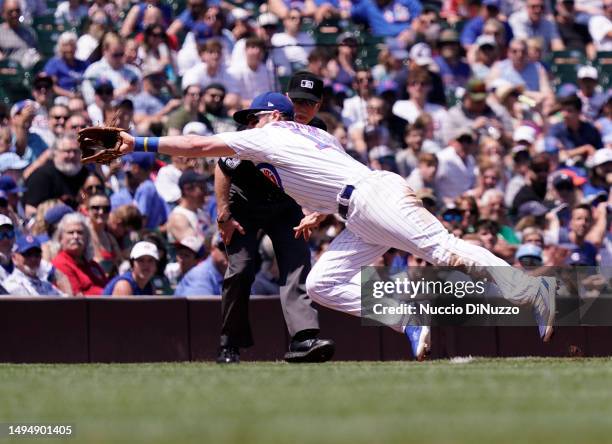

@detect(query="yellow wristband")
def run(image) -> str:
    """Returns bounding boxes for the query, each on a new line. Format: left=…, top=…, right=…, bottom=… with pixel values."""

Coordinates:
left=143, top=137, right=148, bottom=152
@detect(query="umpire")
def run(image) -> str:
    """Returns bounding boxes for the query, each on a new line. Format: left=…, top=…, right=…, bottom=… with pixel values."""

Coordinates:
left=214, top=71, right=334, bottom=363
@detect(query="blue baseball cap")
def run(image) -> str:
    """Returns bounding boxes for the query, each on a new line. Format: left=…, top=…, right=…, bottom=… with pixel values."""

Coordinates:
left=483, top=0, right=500, bottom=8
left=122, top=152, right=156, bottom=171
left=193, top=22, right=213, bottom=44
left=0, top=175, right=25, bottom=194
left=233, top=92, right=294, bottom=125
left=515, top=243, right=543, bottom=261
left=14, top=235, right=42, bottom=254
left=44, top=204, right=74, bottom=225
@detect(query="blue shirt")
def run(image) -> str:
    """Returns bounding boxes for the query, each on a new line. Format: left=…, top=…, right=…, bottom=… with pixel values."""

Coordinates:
left=549, top=121, right=603, bottom=151
left=133, top=91, right=167, bottom=117
left=433, top=55, right=471, bottom=89
left=43, top=56, right=88, bottom=91
left=460, top=16, right=514, bottom=46
left=103, top=271, right=153, bottom=295
left=11, top=132, right=48, bottom=164
left=351, top=0, right=422, bottom=37
left=174, top=257, right=223, bottom=296
left=496, top=59, right=541, bottom=92
left=110, top=180, right=168, bottom=229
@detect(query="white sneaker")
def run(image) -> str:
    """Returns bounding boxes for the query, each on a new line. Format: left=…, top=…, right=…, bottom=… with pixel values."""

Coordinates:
left=405, top=325, right=431, bottom=361
left=533, top=276, right=557, bottom=342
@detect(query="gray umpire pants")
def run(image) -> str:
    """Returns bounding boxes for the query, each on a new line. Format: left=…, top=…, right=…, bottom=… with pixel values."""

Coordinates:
left=220, top=200, right=320, bottom=348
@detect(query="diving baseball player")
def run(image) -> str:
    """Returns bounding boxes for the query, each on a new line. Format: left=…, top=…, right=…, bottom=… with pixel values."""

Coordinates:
left=96, top=93, right=558, bottom=357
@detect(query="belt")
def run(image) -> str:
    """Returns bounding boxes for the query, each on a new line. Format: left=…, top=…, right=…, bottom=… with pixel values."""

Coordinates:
left=337, top=185, right=355, bottom=219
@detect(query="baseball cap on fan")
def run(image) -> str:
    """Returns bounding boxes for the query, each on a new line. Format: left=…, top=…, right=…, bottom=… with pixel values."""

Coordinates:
left=287, top=71, right=323, bottom=102
left=130, top=241, right=159, bottom=260
left=409, top=43, right=434, bottom=67
left=232, top=92, right=294, bottom=125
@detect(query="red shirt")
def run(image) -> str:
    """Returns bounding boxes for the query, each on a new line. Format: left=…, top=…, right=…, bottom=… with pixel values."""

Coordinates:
left=52, top=250, right=108, bottom=296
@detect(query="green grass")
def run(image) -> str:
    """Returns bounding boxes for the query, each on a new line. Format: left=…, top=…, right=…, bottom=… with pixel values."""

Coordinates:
left=1, top=359, right=612, bottom=444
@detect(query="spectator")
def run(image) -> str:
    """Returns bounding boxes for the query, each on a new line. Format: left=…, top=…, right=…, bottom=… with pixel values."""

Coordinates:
left=171, top=235, right=205, bottom=292
left=488, top=38, right=553, bottom=104
left=349, top=96, right=395, bottom=162
left=0, top=175, right=24, bottom=223
left=32, top=104, right=69, bottom=151
left=555, top=0, right=596, bottom=58
left=87, top=192, right=121, bottom=277
left=107, top=204, right=143, bottom=254
left=435, top=127, right=478, bottom=202
left=40, top=202, right=74, bottom=261
left=86, top=79, right=114, bottom=125
left=435, top=29, right=472, bottom=90
left=342, top=69, right=374, bottom=128
left=557, top=204, right=599, bottom=265
left=29, top=74, right=56, bottom=145
left=81, top=33, right=141, bottom=105
left=51, top=212, right=108, bottom=295
left=327, top=32, right=358, bottom=88
left=54, top=0, right=88, bottom=29
left=512, top=153, right=551, bottom=213
left=515, top=243, right=544, bottom=268
left=76, top=10, right=109, bottom=62
left=182, top=39, right=240, bottom=101
left=103, top=241, right=159, bottom=295
left=172, top=232, right=227, bottom=296
left=0, top=0, right=41, bottom=69
left=201, top=83, right=238, bottom=134
left=460, top=0, right=514, bottom=50
left=133, top=65, right=181, bottom=135
left=138, top=23, right=177, bottom=81
left=470, top=35, right=499, bottom=79
left=167, top=170, right=210, bottom=242
left=588, top=0, right=612, bottom=51
left=168, top=0, right=207, bottom=36
left=509, top=0, right=565, bottom=54
left=445, top=78, right=505, bottom=143
left=480, top=189, right=521, bottom=244
left=3, top=235, right=63, bottom=296
left=110, top=153, right=168, bottom=230
left=406, top=152, right=439, bottom=193
left=229, top=37, right=277, bottom=105
left=585, top=147, right=612, bottom=195
left=44, top=32, right=89, bottom=98
left=350, top=0, right=422, bottom=38
left=576, top=66, right=607, bottom=121
left=271, top=8, right=315, bottom=76
left=392, top=68, right=449, bottom=147
left=0, top=214, right=16, bottom=281
left=550, top=94, right=603, bottom=163
left=23, top=136, right=87, bottom=217
left=121, top=1, right=173, bottom=38
left=8, top=101, right=48, bottom=166
left=167, top=83, right=208, bottom=136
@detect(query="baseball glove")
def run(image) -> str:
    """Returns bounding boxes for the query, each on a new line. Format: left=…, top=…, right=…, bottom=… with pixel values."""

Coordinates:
left=77, top=126, right=126, bottom=164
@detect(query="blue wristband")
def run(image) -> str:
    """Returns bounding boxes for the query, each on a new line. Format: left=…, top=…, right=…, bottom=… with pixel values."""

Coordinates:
left=134, top=137, right=159, bottom=153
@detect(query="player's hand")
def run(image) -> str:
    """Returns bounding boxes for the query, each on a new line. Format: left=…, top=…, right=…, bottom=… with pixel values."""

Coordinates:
left=294, top=212, right=326, bottom=241
left=218, top=218, right=245, bottom=244
left=118, top=131, right=135, bottom=156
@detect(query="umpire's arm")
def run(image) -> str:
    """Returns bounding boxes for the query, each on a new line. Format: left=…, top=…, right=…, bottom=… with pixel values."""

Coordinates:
left=214, top=163, right=246, bottom=244
left=119, top=132, right=236, bottom=158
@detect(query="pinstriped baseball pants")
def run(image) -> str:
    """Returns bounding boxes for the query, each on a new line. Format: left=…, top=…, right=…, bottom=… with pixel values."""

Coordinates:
left=306, top=170, right=541, bottom=332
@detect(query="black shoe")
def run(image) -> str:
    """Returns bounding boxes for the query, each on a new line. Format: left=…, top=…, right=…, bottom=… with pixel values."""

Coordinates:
left=216, top=346, right=240, bottom=364
left=284, top=338, right=335, bottom=363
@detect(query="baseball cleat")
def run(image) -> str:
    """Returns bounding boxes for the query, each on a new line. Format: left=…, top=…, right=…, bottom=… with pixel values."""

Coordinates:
left=533, top=276, right=557, bottom=342
left=284, top=338, right=335, bottom=363
left=405, top=325, right=430, bottom=361
left=216, top=346, right=240, bottom=364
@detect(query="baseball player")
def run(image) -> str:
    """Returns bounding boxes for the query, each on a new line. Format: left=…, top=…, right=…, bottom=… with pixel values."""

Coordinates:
left=214, top=73, right=334, bottom=364
left=104, top=94, right=558, bottom=355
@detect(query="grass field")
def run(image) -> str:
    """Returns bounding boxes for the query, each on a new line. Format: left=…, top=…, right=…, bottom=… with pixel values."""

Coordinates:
left=1, top=358, right=612, bottom=444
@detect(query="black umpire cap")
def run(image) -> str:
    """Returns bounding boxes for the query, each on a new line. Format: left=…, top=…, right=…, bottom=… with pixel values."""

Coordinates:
left=287, top=71, right=323, bottom=102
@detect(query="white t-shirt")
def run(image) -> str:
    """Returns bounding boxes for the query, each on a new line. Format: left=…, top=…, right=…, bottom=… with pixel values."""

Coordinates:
left=589, top=14, right=612, bottom=51
left=181, top=62, right=240, bottom=93
left=434, top=146, right=476, bottom=202
left=270, top=32, right=315, bottom=76
left=391, top=100, right=450, bottom=146
left=216, top=122, right=373, bottom=213
left=227, top=62, right=276, bottom=102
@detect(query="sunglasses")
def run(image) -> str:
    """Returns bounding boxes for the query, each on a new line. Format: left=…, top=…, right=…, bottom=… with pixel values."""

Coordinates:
left=0, top=230, right=15, bottom=240
left=51, top=114, right=68, bottom=120
left=85, top=185, right=105, bottom=194
left=519, top=256, right=542, bottom=267
left=110, top=52, right=124, bottom=58
left=89, top=205, right=111, bottom=213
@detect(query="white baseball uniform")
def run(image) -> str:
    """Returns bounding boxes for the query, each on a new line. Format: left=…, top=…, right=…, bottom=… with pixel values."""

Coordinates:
left=216, top=122, right=541, bottom=331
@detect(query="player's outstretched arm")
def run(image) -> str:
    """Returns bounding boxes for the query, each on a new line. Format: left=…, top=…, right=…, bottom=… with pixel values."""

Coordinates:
left=119, top=132, right=236, bottom=158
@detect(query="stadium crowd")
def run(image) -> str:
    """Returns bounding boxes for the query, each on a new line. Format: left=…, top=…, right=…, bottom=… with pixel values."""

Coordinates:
left=1, top=0, right=612, bottom=296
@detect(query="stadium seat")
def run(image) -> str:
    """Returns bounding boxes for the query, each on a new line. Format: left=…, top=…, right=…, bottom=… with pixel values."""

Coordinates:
left=550, top=50, right=587, bottom=87
left=595, top=51, right=612, bottom=90
left=0, top=60, right=32, bottom=105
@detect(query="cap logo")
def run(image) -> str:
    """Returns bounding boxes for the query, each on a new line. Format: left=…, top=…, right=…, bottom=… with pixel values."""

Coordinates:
left=267, top=101, right=274, bottom=107
left=300, top=79, right=314, bottom=89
